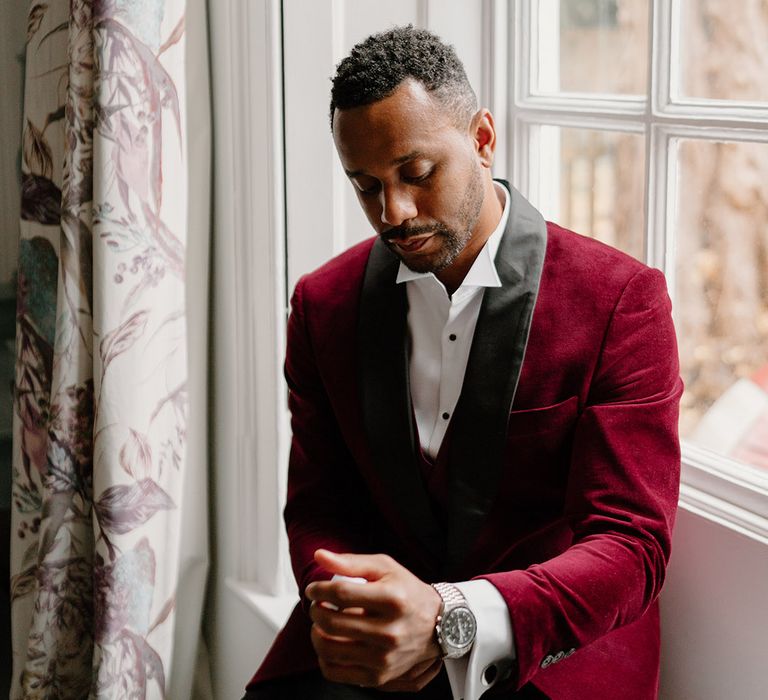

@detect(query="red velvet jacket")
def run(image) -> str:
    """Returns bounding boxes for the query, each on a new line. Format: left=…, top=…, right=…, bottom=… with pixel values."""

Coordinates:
left=249, top=187, right=682, bottom=698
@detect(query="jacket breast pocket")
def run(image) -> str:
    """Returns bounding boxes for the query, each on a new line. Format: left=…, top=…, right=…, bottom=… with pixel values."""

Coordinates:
left=506, top=395, right=580, bottom=437
left=503, top=395, right=580, bottom=511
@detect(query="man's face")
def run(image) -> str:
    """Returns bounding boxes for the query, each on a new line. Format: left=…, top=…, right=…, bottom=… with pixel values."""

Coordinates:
left=332, top=80, right=485, bottom=275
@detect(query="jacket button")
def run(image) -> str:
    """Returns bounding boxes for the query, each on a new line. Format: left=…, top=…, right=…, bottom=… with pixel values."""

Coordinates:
left=540, top=655, right=554, bottom=669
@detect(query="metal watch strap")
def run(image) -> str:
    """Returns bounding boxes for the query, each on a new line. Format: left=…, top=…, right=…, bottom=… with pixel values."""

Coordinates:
left=432, top=582, right=466, bottom=607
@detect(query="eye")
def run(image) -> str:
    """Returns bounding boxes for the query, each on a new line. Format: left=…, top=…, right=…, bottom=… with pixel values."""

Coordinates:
left=353, top=179, right=380, bottom=195
left=402, top=167, right=434, bottom=184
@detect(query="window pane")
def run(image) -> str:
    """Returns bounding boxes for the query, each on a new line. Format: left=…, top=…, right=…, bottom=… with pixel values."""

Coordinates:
left=677, top=0, right=768, bottom=103
left=675, top=139, right=768, bottom=470
left=535, top=0, right=649, bottom=95
left=534, top=126, right=645, bottom=261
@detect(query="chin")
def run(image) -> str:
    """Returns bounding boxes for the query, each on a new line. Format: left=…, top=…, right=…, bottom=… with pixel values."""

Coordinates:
left=398, top=253, right=450, bottom=275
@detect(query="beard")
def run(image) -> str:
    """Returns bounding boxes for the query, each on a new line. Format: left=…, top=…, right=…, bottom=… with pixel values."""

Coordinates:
left=383, top=165, right=484, bottom=274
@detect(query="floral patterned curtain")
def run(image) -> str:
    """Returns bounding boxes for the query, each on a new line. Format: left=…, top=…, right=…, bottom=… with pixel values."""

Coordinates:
left=10, top=0, right=208, bottom=696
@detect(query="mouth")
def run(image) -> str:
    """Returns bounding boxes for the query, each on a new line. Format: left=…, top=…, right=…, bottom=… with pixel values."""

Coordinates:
left=388, top=233, right=434, bottom=253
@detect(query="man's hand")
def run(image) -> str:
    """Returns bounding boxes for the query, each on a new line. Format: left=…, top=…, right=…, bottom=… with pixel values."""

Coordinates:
left=305, top=549, right=443, bottom=692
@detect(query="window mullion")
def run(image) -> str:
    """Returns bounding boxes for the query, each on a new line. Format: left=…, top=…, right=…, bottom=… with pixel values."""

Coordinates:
left=515, top=0, right=533, bottom=106
left=512, top=118, right=531, bottom=199
left=486, top=0, right=510, bottom=178
left=652, top=0, right=674, bottom=115
left=646, top=124, right=674, bottom=278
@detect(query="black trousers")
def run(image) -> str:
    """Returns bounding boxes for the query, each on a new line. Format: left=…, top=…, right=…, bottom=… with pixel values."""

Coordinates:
left=243, top=670, right=550, bottom=699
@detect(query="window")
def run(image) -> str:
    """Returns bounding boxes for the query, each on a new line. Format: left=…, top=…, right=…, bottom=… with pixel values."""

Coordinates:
left=507, top=0, right=768, bottom=527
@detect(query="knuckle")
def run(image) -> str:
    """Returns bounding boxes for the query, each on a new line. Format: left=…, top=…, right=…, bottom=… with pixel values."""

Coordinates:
left=382, top=650, right=400, bottom=672
left=377, top=649, right=392, bottom=669
left=366, top=669, right=383, bottom=687
left=317, top=659, right=332, bottom=679
left=310, top=625, right=327, bottom=652
left=308, top=602, right=320, bottom=622
left=388, top=590, right=408, bottom=614
left=379, top=626, right=399, bottom=650
left=369, top=646, right=389, bottom=668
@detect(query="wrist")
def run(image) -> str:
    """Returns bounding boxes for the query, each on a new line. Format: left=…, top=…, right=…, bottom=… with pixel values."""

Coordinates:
left=426, top=584, right=443, bottom=656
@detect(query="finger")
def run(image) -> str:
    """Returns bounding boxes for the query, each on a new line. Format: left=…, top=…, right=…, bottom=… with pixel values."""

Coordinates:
left=310, top=601, right=393, bottom=645
left=311, top=625, right=385, bottom=667
left=377, top=657, right=443, bottom=693
left=317, top=659, right=386, bottom=688
left=314, top=549, right=397, bottom=581
left=306, top=579, right=403, bottom=616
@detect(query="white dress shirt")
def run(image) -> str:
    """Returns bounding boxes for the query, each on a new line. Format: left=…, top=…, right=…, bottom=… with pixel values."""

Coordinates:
left=396, top=182, right=516, bottom=700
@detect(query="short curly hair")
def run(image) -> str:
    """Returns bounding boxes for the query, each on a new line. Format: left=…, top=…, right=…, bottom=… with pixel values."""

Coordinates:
left=329, top=25, right=477, bottom=129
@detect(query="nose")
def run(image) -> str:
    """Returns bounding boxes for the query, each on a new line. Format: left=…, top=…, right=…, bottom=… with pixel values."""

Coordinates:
left=380, top=186, right=417, bottom=227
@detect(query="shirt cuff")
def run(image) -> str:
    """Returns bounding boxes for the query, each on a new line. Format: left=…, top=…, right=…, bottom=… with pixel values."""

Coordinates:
left=442, top=579, right=516, bottom=700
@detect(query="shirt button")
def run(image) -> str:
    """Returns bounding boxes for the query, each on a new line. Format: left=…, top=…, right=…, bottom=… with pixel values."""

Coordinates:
left=448, top=333, right=457, bottom=341
left=442, top=412, right=450, bottom=420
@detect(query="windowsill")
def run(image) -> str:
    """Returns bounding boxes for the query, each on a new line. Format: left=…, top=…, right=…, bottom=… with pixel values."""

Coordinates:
left=680, top=444, right=768, bottom=543
left=226, top=578, right=298, bottom=632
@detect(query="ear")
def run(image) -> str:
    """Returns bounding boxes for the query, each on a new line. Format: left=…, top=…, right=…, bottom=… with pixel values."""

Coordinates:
left=471, top=109, right=496, bottom=168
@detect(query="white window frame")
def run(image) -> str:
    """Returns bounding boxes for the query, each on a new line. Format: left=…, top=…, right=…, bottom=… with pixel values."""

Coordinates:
left=210, top=0, right=295, bottom=610
left=497, top=0, right=768, bottom=540
left=216, top=0, right=503, bottom=630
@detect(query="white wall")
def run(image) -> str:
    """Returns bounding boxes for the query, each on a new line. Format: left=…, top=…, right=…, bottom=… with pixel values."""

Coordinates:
left=660, top=506, right=768, bottom=700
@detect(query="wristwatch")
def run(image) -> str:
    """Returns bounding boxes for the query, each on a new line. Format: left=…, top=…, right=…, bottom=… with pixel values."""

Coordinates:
left=432, top=582, right=477, bottom=659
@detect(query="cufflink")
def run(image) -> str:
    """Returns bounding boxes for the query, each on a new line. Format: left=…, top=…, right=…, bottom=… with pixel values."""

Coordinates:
left=484, top=659, right=513, bottom=686
left=482, top=664, right=497, bottom=686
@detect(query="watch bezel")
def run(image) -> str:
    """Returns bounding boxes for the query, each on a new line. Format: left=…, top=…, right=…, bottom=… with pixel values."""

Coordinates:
left=437, top=604, right=477, bottom=657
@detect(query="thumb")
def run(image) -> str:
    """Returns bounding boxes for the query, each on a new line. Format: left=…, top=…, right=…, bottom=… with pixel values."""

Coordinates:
left=314, top=549, right=394, bottom=581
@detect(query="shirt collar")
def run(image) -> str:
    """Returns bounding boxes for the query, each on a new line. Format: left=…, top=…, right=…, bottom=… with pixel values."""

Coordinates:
left=396, top=181, right=510, bottom=288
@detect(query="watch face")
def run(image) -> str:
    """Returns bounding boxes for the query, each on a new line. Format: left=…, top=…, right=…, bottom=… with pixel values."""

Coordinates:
left=444, top=606, right=476, bottom=648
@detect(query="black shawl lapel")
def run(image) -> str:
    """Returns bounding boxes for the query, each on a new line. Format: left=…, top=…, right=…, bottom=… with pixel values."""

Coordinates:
left=445, top=184, right=548, bottom=569
left=358, top=239, right=445, bottom=560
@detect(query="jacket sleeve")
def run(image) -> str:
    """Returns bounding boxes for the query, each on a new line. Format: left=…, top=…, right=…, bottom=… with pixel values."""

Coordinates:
left=477, top=266, right=683, bottom=688
left=283, top=277, right=373, bottom=610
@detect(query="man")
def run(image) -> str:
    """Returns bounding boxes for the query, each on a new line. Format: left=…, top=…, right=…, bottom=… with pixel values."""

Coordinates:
left=246, top=26, right=682, bottom=700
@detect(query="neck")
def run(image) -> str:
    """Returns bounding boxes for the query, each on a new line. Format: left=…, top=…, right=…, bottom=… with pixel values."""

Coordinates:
left=436, top=178, right=503, bottom=295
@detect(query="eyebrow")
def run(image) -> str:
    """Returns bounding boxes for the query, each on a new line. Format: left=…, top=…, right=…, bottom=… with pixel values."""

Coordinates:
left=344, top=150, right=426, bottom=178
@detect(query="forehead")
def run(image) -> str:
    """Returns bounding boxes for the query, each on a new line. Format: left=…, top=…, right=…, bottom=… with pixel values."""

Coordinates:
left=332, top=80, right=459, bottom=171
